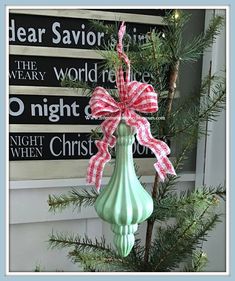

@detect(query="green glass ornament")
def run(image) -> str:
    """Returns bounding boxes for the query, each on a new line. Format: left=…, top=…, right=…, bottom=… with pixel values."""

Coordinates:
left=95, top=121, right=153, bottom=257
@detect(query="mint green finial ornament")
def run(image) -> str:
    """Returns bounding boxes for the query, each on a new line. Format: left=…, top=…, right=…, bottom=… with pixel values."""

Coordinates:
left=95, top=121, right=153, bottom=257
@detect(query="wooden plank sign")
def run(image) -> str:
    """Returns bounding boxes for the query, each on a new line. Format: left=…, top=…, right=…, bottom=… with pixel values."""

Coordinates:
left=9, top=55, right=153, bottom=87
left=9, top=13, right=163, bottom=49
left=9, top=9, right=164, bottom=179
left=9, top=94, right=100, bottom=125
left=9, top=132, right=154, bottom=161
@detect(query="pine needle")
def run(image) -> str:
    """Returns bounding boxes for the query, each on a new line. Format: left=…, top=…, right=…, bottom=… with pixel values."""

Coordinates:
left=48, top=187, right=98, bottom=213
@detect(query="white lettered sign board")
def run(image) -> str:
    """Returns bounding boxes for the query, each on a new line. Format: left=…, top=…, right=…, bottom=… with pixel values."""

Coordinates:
left=9, top=9, right=166, bottom=181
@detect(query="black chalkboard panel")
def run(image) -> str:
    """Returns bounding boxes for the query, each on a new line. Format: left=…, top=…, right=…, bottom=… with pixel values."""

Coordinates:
left=9, top=94, right=102, bottom=125
left=9, top=13, right=164, bottom=49
left=9, top=55, right=153, bottom=87
left=9, top=132, right=154, bottom=161
left=9, top=55, right=109, bottom=87
left=95, top=9, right=167, bottom=16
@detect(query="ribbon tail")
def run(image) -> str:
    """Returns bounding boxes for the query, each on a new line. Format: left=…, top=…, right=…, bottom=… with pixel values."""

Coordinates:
left=125, top=110, right=176, bottom=181
left=86, top=113, right=121, bottom=190
left=154, top=156, right=176, bottom=182
left=87, top=140, right=111, bottom=190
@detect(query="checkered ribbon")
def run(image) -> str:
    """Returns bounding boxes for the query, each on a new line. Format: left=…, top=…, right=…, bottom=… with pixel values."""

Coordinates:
left=87, top=22, right=176, bottom=190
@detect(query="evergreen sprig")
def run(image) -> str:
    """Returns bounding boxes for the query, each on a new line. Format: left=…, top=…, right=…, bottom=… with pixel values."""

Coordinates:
left=48, top=232, right=144, bottom=271
left=159, top=11, right=224, bottom=64
left=183, top=250, right=208, bottom=272
left=168, top=75, right=226, bottom=138
left=152, top=185, right=225, bottom=221
left=48, top=187, right=98, bottom=213
left=68, top=250, right=126, bottom=272
left=60, top=76, right=94, bottom=96
left=47, top=210, right=221, bottom=271
left=180, top=15, right=224, bottom=62
left=49, top=232, right=112, bottom=252
left=149, top=213, right=221, bottom=271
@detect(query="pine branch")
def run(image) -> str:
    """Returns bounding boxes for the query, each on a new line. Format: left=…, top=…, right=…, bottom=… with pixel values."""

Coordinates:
left=49, top=232, right=147, bottom=272
left=155, top=141, right=193, bottom=202
left=97, top=44, right=122, bottom=72
left=183, top=250, right=208, bottom=272
left=161, top=10, right=191, bottom=62
left=168, top=77, right=225, bottom=137
left=49, top=232, right=113, bottom=252
left=180, top=15, right=224, bottom=62
left=126, top=239, right=147, bottom=271
left=150, top=210, right=221, bottom=271
left=161, top=12, right=224, bottom=63
left=151, top=185, right=225, bottom=221
left=144, top=172, right=160, bottom=262
left=68, top=240, right=147, bottom=272
left=48, top=187, right=98, bottom=213
left=68, top=249, right=127, bottom=272
left=89, top=19, right=116, bottom=37
left=60, top=75, right=94, bottom=96
left=138, top=150, right=180, bottom=263
left=144, top=11, right=185, bottom=259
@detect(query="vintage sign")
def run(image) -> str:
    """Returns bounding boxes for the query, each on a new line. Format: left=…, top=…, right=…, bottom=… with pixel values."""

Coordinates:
left=9, top=10, right=163, bottom=168
left=9, top=94, right=102, bottom=125
left=9, top=55, right=104, bottom=87
left=9, top=55, right=153, bottom=87
left=9, top=13, right=164, bottom=49
left=9, top=133, right=154, bottom=161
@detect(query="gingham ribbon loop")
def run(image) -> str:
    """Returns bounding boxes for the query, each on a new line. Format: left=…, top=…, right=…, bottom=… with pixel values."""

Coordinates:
left=87, top=22, right=176, bottom=190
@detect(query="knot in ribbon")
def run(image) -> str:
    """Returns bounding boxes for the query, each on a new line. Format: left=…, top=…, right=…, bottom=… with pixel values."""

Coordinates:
left=87, top=22, right=176, bottom=190
left=118, top=101, right=127, bottom=112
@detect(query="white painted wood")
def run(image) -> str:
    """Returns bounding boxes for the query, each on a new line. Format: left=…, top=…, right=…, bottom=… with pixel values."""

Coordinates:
left=9, top=187, right=97, bottom=224
left=195, top=9, right=227, bottom=272
left=86, top=218, right=103, bottom=239
left=10, top=158, right=161, bottom=180
left=10, top=9, right=166, bottom=25
left=10, top=45, right=104, bottom=59
left=9, top=172, right=196, bottom=190
left=9, top=85, right=91, bottom=96
left=9, top=220, right=86, bottom=272
left=9, top=179, right=196, bottom=225
left=102, top=221, right=113, bottom=246
left=10, top=124, right=97, bottom=132
left=9, top=86, right=180, bottom=98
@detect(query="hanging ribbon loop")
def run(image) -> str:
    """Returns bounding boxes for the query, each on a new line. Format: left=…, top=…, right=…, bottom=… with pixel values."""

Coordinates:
left=87, top=22, right=176, bottom=190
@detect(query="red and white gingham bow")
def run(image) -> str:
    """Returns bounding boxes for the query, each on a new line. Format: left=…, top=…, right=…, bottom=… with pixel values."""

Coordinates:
left=87, top=22, right=176, bottom=190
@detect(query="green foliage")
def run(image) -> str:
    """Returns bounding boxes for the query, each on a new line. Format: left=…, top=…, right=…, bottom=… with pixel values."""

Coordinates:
left=184, top=250, right=208, bottom=272
left=47, top=182, right=225, bottom=272
left=48, top=232, right=130, bottom=271
left=60, top=75, right=93, bottom=96
left=91, top=11, right=224, bottom=94
left=34, top=264, right=42, bottom=272
left=48, top=187, right=98, bottom=213
left=47, top=184, right=224, bottom=271
left=47, top=10, right=226, bottom=272
left=149, top=213, right=220, bottom=271
left=180, top=14, right=224, bottom=62
left=168, top=74, right=226, bottom=138
left=152, top=185, right=225, bottom=221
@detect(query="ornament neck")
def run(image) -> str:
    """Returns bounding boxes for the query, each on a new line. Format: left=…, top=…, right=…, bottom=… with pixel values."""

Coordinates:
left=114, top=121, right=135, bottom=174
